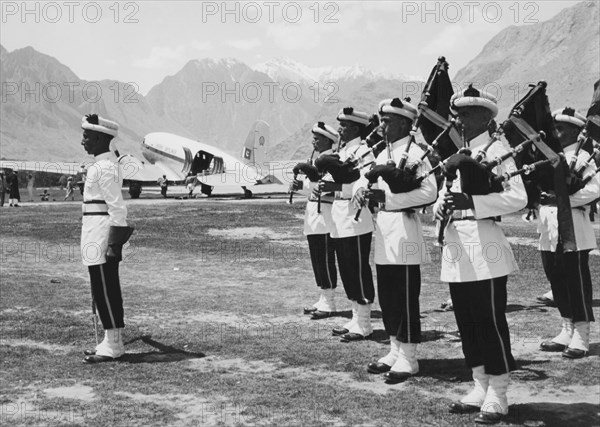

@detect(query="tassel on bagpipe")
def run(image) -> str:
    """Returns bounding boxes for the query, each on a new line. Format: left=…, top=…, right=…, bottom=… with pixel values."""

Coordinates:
left=398, top=56, right=459, bottom=171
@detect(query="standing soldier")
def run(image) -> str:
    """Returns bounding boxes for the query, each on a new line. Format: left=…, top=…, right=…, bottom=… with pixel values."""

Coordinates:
left=539, top=108, right=599, bottom=359
left=8, top=170, right=21, bottom=207
left=80, top=114, right=134, bottom=364
left=322, top=107, right=376, bottom=341
left=434, top=87, right=527, bottom=424
left=292, top=122, right=339, bottom=319
left=354, top=98, right=438, bottom=383
left=0, top=171, right=5, bottom=207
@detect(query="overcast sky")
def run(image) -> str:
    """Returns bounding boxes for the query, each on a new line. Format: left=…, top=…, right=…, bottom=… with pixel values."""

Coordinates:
left=1, top=1, right=578, bottom=94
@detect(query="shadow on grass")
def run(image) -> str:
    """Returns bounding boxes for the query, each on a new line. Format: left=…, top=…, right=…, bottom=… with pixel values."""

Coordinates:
left=122, top=335, right=205, bottom=364
left=593, top=298, right=600, bottom=307
left=506, top=402, right=599, bottom=426
left=420, top=359, right=548, bottom=383
left=331, top=309, right=383, bottom=320
left=506, top=304, right=551, bottom=313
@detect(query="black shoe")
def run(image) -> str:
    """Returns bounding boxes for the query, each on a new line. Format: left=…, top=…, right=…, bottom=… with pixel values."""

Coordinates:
left=303, top=307, right=318, bottom=315
left=83, top=349, right=96, bottom=356
left=475, top=411, right=504, bottom=424
left=540, top=340, right=566, bottom=352
left=340, top=332, right=371, bottom=342
left=536, top=296, right=556, bottom=307
left=332, top=327, right=349, bottom=336
left=367, top=362, right=391, bottom=374
left=83, top=354, right=121, bottom=364
left=562, top=347, right=588, bottom=359
left=448, top=401, right=480, bottom=414
left=311, top=310, right=333, bottom=320
left=383, top=370, right=413, bottom=384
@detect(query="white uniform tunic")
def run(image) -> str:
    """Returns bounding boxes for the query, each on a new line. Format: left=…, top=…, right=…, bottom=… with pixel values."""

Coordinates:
left=81, top=152, right=127, bottom=266
left=330, top=137, right=375, bottom=238
left=299, top=150, right=336, bottom=236
left=434, top=132, right=527, bottom=282
left=538, top=144, right=600, bottom=252
left=356, top=136, right=438, bottom=265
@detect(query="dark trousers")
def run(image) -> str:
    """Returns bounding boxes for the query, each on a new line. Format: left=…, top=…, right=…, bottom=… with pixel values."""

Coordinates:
left=376, top=264, right=421, bottom=343
left=449, top=276, right=516, bottom=375
left=88, top=260, right=124, bottom=329
left=333, top=233, right=374, bottom=304
left=0, top=189, right=4, bottom=206
left=307, top=233, right=337, bottom=290
left=541, top=250, right=595, bottom=323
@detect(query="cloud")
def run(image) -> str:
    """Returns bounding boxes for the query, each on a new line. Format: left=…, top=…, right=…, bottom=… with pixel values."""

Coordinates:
left=226, top=38, right=261, bottom=50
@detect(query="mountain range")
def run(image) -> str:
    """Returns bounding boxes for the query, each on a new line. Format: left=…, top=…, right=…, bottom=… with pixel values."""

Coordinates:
left=1, top=1, right=598, bottom=163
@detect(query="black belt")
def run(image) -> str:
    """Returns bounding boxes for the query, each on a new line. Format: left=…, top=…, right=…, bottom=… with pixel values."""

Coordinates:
left=379, top=208, right=415, bottom=213
left=452, top=216, right=499, bottom=222
left=83, top=212, right=109, bottom=216
left=83, top=200, right=106, bottom=204
left=540, top=203, right=586, bottom=211
left=308, top=200, right=333, bottom=205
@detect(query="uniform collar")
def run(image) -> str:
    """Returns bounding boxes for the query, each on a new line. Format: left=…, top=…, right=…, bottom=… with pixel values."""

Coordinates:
left=94, top=151, right=117, bottom=161
left=341, top=137, right=361, bottom=150
left=467, top=131, right=490, bottom=150
left=318, top=149, right=334, bottom=157
left=562, top=143, right=578, bottom=154
left=388, top=135, right=411, bottom=149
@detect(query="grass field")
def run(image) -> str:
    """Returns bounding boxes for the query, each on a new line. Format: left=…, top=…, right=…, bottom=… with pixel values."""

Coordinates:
left=1, top=195, right=599, bottom=426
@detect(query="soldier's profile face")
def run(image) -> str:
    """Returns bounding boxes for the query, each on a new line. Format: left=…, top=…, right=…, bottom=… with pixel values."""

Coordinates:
left=380, top=114, right=408, bottom=141
left=81, top=130, right=104, bottom=156
left=455, top=107, right=491, bottom=141
left=337, top=120, right=359, bottom=142
left=312, top=133, right=332, bottom=153
left=555, top=122, right=580, bottom=148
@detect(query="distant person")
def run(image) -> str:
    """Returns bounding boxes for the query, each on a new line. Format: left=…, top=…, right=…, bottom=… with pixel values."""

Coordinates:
left=64, top=177, right=75, bottom=201
left=158, top=175, right=168, bottom=198
left=185, top=173, right=196, bottom=198
left=7, top=170, right=20, bottom=207
left=80, top=114, right=134, bottom=364
left=0, top=172, right=5, bottom=207
left=27, top=173, right=35, bottom=202
left=40, top=189, right=50, bottom=201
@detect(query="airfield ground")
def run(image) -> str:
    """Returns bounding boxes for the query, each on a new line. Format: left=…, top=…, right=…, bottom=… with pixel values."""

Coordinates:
left=1, top=191, right=599, bottom=426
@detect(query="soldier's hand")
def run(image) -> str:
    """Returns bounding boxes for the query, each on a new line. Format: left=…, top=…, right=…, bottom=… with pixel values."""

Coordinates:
left=540, top=192, right=556, bottom=205
left=320, top=180, right=342, bottom=193
left=444, top=192, right=473, bottom=211
left=352, top=187, right=367, bottom=208
left=106, top=245, right=123, bottom=263
left=311, top=186, right=322, bottom=199
left=434, top=202, right=451, bottom=221
left=366, top=189, right=385, bottom=203
left=290, top=179, right=303, bottom=192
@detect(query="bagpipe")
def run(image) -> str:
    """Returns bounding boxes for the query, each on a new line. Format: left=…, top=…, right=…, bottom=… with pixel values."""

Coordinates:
left=353, top=57, right=461, bottom=220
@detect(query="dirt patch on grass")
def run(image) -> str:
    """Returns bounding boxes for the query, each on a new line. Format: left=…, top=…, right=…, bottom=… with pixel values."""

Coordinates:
left=115, top=391, right=224, bottom=426
left=1, top=338, right=74, bottom=354
left=207, top=226, right=298, bottom=241
left=44, top=384, right=96, bottom=402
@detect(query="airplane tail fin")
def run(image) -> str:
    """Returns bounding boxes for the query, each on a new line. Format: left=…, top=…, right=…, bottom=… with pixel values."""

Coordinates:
left=241, top=120, right=270, bottom=166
